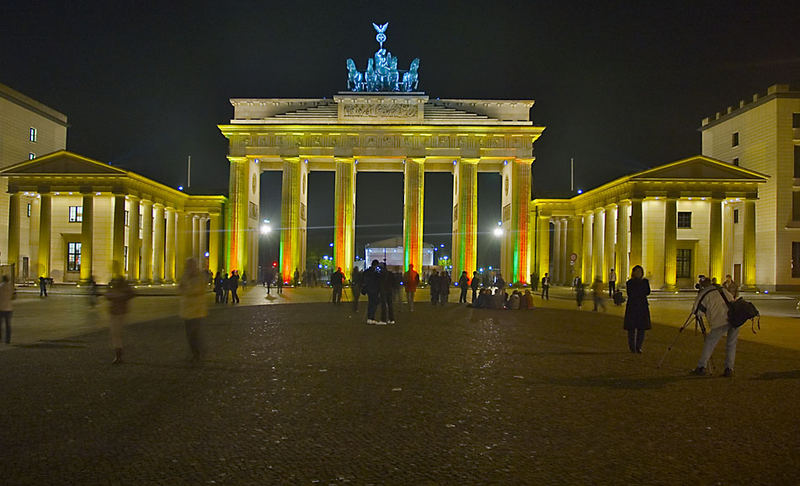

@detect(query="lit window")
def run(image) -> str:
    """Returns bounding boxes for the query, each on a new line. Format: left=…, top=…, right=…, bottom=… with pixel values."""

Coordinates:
left=68, top=206, right=83, bottom=222
left=27, top=203, right=31, bottom=218
left=731, top=132, right=739, bottom=147
left=733, top=209, right=739, bottom=224
left=676, top=249, right=692, bottom=279
left=124, top=210, right=129, bottom=226
left=29, top=153, right=36, bottom=160
left=732, top=157, right=739, bottom=166
left=29, top=127, right=37, bottom=142
left=677, top=211, right=692, bottom=228
left=67, top=242, right=81, bottom=272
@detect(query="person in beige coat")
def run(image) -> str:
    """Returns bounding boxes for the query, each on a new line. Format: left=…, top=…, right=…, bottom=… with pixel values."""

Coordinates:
left=105, top=266, right=135, bottom=364
left=0, top=275, right=14, bottom=344
left=179, top=258, right=209, bottom=362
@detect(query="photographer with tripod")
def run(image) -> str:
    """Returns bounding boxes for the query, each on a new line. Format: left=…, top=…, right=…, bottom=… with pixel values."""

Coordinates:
left=690, top=276, right=739, bottom=377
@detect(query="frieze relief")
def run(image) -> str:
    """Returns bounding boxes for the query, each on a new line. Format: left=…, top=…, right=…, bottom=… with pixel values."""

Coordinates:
left=243, top=132, right=533, bottom=152
left=342, top=102, right=419, bottom=118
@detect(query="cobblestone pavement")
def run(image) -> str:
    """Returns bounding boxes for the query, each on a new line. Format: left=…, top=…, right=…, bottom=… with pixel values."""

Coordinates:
left=0, top=301, right=798, bottom=485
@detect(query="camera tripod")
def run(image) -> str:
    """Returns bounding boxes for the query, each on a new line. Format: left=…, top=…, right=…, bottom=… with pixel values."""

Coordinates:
left=657, top=310, right=713, bottom=371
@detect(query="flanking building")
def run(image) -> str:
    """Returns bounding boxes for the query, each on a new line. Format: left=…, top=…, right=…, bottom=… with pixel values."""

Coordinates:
left=700, top=83, right=800, bottom=290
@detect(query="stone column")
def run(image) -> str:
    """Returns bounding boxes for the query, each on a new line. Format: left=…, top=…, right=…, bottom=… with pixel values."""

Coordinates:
left=37, top=193, right=52, bottom=278
left=742, top=198, right=757, bottom=289
left=127, top=197, right=140, bottom=282
left=566, top=215, right=581, bottom=284
left=552, top=219, right=562, bottom=284
left=629, top=198, right=643, bottom=269
left=616, top=201, right=629, bottom=282
left=334, top=158, right=356, bottom=278
left=176, top=210, right=190, bottom=277
left=140, top=201, right=153, bottom=283
left=581, top=211, right=592, bottom=283
left=451, top=158, right=478, bottom=280
left=500, top=158, right=533, bottom=284
left=604, top=204, right=616, bottom=283
left=165, top=208, right=177, bottom=282
left=79, top=193, right=94, bottom=283
left=111, top=194, right=126, bottom=277
left=708, top=196, right=723, bottom=281
left=209, top=211, right=222, bottom=274
left=536, top=215, right=550, bottom=280
left=592, top=207, right=604, bottom=283
left=403, top=158, right=425, bottom=272
left=192, top=215, right=200, bottom=263
left=200, top=216, right=209, bottom=270
left=663, top=196, right=678, bottom=289
left=153, top=203, right=165, bottom=283
left=7, top=192, right=20, bottom=276
left=279, top=158, right=309, bottom=283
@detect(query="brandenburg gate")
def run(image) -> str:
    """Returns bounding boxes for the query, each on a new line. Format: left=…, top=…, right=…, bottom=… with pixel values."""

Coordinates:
left=218, top=24, right=545, bottom=284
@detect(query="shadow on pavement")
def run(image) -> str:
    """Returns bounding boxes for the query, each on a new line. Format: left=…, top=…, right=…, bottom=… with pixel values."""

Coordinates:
left=542, top=374, right=690, bottom=390
left=752, top=370, right=800, bottom=380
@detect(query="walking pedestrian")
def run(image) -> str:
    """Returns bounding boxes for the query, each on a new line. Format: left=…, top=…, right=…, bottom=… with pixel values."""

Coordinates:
left=690, top=276, right=739, bottom=377
left=88, top=276, right=99, bottom=307
left=362, top=260, right=382, bottom=324
left=229, top=270, right=240, bottom=303
left=609, top=268, right=617, bottom=297
left=470, top=271, right=480, bottom=303
left=330, top=267, right=345, bottom=304
left=276, top=273, right=283, bottom=294
left=38, top=275, right=48, bottom=297
left=540, top=273, right=550, bottom=300
left=591, top=276, right=606, bottom=312
left=0, top=276, right=14, bottom=344
left=351, top=267, right=362, bottom=311
left=222, top=272, right=230, bottom=303
left=458, top=271, right=469, bottom=303
left=264, top=268, right=274, bottom=296
left=105, top=268, right=135, bottom=364
left=403, top=264, right=420, bottom=311
left=293, top=268, right=300, bottom=287
left=575, top=278, right=585, bottom=309
left=241, top=271, right=247, bottom=288
left=623, top=265, right=650, bottom=353
left=428, top=270, right=440, bottom=305
left=179, top=258, right=208, bottom=362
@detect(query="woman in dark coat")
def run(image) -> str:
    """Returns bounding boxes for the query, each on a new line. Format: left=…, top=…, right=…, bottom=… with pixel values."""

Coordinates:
left=623, top=265, right=651, bottom=353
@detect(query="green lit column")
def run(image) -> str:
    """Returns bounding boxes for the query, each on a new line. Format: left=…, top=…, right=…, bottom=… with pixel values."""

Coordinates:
left=403, top=158, right=425, bottom=271
left=663, top=196, right=678, bottom=290
left=500, top=158, right=533, bottom=284
left=334, top=158, right=356, bottom=278
left=451, top=158, right=478, bottom=280
left=279, top=158, right=308, bottom=283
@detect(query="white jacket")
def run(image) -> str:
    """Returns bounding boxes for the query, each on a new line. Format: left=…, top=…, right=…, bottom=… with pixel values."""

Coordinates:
left=692, top=286, right=733, bottom=329
left=0, top=281, right=13, bottom=312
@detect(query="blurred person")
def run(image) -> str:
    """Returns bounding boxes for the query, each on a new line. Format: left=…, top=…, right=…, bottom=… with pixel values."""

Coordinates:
left=330, top=267, right=345, bottom=304
left=229, top=270, right=240, bottom=304
left=722, top=274, right=739, bottom=299
left=379, top=264, right=395, bottom=324
left=179, top=258, right=208, bottom=362
left=241, top=271, right=247, bottom=288
left=222, top=272, right=230, bottom=303
left=88, top=276, right=99, bottom=307
left=214, top=271, right=224, bottom=303
left=458, top=271, right=469, bottom=303
left=428, top=270, right=440, bottom=305
left=39, top=275, right=48, bottom=297
left=0, top=276, right=14, bottom=344
left=623, top=265, right=651, bottom=353
left=591, top=277, right=606, bottom=312
left=522, top=289, right=534, bottom=309
left=439, top=271, right=451, bottom=305
left=691, top=276, right=739, bottom=377
left=608, top=268, right=617, bottom=297
left=470, top=271, right=480, bottom=303
left=403, top=264, right=420, bottom=312
left=276, top=273, right=283, bottom=294
left=263, top=267, right=274, bottom=295
left=105, top=264, right=135, bottom=365
left=351, top=267, right=363, bottom=311
left=540, top=273, right=550, bottom=300
left=293, top=268, right=300, bottom=287
left=575, top=278, right=585, bottom=309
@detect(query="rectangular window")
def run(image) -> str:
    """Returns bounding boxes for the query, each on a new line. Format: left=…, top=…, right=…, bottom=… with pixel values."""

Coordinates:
left=68, top=206, right=83, bottom=222
left=67, top=242, right=81, bottom=272
left=733, top=209, right=739, bottom=224
left=793, top=113, right=800, bottom=129
left=28, top=153, right=36, bottom=160
left=29, top=127, right=37, bottom=142
left=794, top=242, right=800, bottom=278
left=732, top=132, right=739, bottom=147
left=676, top=249, right=692, bottom=279
left=26, top=203, right=31, bottom=218
left=793, top=192, right=800, bottom=221
left=124, top=246, right=129, bottom=272
left=732, top=157, right=739, bottom=166
left=677, top=211, right=692, bottom=228
left=795, top=146, right=800, bottom=178
left=124, top=210, right=129, bottom=226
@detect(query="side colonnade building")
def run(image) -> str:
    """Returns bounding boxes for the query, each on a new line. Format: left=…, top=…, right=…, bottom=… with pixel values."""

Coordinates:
left=532, top=156, right=767, bottom=290
left=1, top=151, right=225, bottom=284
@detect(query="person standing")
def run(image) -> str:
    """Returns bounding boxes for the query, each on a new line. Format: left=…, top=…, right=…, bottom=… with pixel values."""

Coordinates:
left=428, top=270, right=440, bottom=305
left=351, top=267, right=362, bottom=311
left=591, top=276, right=606, bottom=312
left=0, top=276, right=14, bottom=344
left=458, top=271, right=469, bottom=303
left=575, top=277, right=585, bottom=309
left=105, top=270, right=135, bottom=364
left=439, top=271, right=451, bottom=305
left=623, top=265, right=650, bottom=353
left=213, top=271, right=224, bottom=303
left=691, top=277, right=739, bottom=377
left=470, top=271, right=480, bottom=304
left=179, top=258, right=208, bottom=362
left=39, top=276, right=48, bottom=297
left=362, top=260, right=382, bottom=324
left=330, top=267, right=345, bottom=304
left=293, top=268, right=300, bottom=287
left=722, top=274, right=739, bottom=299
left=222, top=272, right=230, bottom=303
left=241, top=271, right=247, bottom=288
left=609, top=268, right=617, bottom=297
left=379, top=264, right=395, bottom=324
left=540, top=273, right=550, bottom=300
left=229, top=270, right=240, bottom=304
left=263, top=268, right=274, bottom=296
left=276, top=273, right=284, bottom=294
left=403, top=264, right=420, bottom=311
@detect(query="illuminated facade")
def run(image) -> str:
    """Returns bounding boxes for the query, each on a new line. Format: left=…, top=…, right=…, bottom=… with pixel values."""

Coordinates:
left=1, top=151, right=225, bottom=283
left=532, top=156, right=767, bottom=290
left=701, top=84, right=800, bottom=290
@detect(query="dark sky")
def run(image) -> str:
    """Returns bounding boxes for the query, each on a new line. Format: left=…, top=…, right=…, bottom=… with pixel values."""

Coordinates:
left=2, top=1, right=798, bottom=265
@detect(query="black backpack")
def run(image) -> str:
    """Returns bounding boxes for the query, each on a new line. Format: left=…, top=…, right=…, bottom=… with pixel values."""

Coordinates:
left=716, top=287, right=761, bottom=333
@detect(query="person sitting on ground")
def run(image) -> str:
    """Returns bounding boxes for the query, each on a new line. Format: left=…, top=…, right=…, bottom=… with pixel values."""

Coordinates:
left=508, top=290, right=521, bottom=310
left=522, top=289, right=534, bottom=309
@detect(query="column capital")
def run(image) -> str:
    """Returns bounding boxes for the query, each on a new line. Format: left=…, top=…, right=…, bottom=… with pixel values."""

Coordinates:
left=514, top=157, right=534, bottom=166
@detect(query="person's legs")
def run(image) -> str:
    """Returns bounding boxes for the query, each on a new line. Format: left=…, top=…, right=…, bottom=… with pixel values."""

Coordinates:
left=0, top=311, right=11, bottom=344
left=185, top=318, right=203, bottom=360
left=724, top=325, right=740, bottom=370
left=387, top=296, right=395, bottom=322
left=110, top=314, right=124, bottom=363
left=367, top=292, right=379, bottom=320
left=471, top=288, right=477, bottom=303
left=406, top=291, right=414, bottom=312
left=635, top=329, right=646, bottom=352
left=352, top=286, right=360, bottom=311
left=627, top=329, right=636, bottom=352
left=697, top=325, right=727, bottom=369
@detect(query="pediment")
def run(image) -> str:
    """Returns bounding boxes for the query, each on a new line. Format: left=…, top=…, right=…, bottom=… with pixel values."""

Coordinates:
left=1, top=151, right=127, bottom=176
left=631, top=156, right=767, bottom=181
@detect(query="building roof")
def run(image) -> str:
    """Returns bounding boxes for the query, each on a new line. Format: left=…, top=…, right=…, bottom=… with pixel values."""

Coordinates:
left=700, top=83, right=800, bottom=130
left=0, top=82, right=68, bottom=127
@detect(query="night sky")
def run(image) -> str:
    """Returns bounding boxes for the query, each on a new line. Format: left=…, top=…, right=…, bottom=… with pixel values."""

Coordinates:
left=2, top=1, right=798, bottom=266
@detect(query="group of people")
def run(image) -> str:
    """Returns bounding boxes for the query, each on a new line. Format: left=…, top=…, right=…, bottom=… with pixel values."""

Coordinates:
left=471, top=288, right=535, bottom=310
left=213, top=270, right=241, bottom=304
